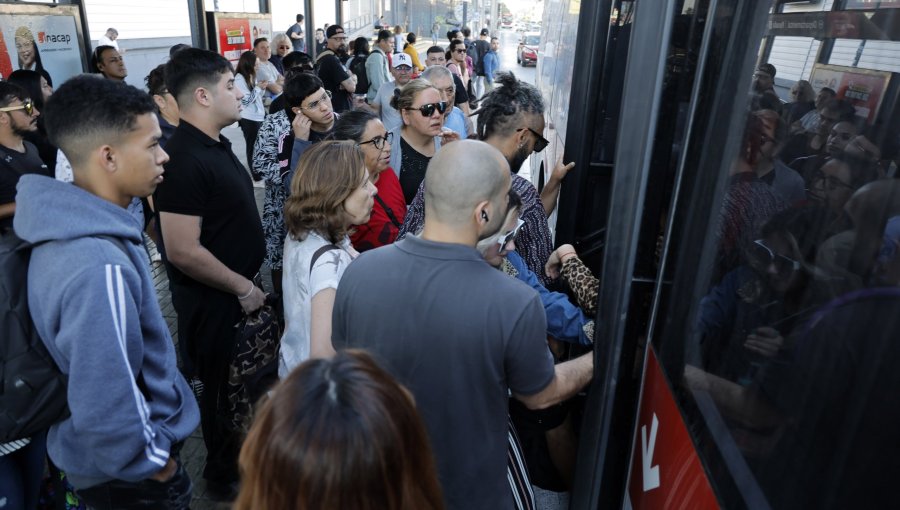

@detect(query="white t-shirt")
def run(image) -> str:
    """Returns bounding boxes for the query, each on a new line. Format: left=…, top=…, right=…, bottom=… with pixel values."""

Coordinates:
left=98, top=35, right=119, bottom=50
left=256, top=60, right=281, bottom=98
left=279, top=231, right=356, bottom=376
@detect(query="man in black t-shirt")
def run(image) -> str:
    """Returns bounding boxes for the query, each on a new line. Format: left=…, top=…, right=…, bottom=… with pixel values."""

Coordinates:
left=315, top=24, right=356, bottom=113
left=0, top=82, right=49, bottom=234
left=154, top=49, right=266, bottom=500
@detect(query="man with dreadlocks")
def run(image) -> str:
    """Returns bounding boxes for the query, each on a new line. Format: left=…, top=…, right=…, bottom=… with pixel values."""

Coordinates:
left=400, top=72, right=565, bottom=284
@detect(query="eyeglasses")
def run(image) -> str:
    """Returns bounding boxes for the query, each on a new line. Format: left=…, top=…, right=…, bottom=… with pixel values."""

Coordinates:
left=394, top=66, right=413, bottom=72
left=750, top=239, right=801, bottom=274
left=497, top=218, right=525, bottom=249
left=811, top=169, right=854, bottom=191
left=301, top=90, right=332, bottom=110
left=452, top=48, right=467, bottom=54
left=330, top=35, right=348, bottom=41
left=279, top=45, right=291, bottom=50
left=518, top=127, right=549, bottom=153
left=0, top=100, right=34, bottom=116
left=406, top=101, right=448, bottom=117
left=357, top=131, right=393, bottom=150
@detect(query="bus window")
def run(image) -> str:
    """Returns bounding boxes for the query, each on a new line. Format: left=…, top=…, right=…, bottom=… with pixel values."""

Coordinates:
left=644, top=1, right=900, bottom=508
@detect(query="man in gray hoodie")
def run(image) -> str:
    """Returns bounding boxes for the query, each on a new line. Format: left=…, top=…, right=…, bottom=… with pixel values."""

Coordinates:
left=14, top=75, right=200, bottom=509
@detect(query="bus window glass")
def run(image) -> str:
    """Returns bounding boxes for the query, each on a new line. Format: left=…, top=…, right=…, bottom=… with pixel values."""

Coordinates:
left=647, top=0, right=900, bottom=508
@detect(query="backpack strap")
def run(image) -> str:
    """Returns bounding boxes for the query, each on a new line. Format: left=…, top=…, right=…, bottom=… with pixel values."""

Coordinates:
left=315, top=49, right=335, bottom=63
left=309, top=243, right=340, bottom=276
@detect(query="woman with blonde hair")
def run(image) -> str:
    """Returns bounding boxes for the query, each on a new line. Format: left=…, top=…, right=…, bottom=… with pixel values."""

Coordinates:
left=279, top=141, right=376, bottom=374
left=235, top=349, right=444, bottom=510
left=388, top=78, right=447, bottom=203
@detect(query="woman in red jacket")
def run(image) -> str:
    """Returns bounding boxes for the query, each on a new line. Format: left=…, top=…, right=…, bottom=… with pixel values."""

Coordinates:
left=333, top=110, right=407, bottom=252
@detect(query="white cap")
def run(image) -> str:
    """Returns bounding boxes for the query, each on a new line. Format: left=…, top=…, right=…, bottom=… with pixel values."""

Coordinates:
left=392, top=52, right=413, bottom=69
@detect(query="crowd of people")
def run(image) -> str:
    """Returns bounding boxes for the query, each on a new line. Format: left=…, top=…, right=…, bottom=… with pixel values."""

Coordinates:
left=0, top=17, right=591, bottom=510
left=685, top=62, right=900, bottom=508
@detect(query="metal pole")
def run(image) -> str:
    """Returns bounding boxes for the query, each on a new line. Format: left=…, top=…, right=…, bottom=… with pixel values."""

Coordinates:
left=462, top=0, right=467, bottom=29
left=304, top=0, right=314, bottom=51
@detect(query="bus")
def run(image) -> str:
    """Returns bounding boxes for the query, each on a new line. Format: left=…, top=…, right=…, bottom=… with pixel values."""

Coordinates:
left=529, top=0, right=900, bottom=508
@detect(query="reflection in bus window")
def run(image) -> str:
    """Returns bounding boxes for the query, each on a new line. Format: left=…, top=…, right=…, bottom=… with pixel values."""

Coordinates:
left=646, top=0, right=900, bottom=508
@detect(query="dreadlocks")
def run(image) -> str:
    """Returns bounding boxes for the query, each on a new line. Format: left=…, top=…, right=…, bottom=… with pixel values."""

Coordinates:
left=474, top=71, right=545, bottom=140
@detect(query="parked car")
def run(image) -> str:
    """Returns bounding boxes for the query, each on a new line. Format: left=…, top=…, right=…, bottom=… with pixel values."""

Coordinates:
left=517, top=32, right=540, bottom=66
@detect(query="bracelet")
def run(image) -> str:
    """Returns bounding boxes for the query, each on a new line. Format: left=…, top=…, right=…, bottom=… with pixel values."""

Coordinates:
left=237, top=281, right=255, bottom=300
left=559, top=251, right=577, bottom=263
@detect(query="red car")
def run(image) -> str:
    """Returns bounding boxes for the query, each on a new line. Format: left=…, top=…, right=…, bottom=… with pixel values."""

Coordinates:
left=517, top=33, right=540, bottom=66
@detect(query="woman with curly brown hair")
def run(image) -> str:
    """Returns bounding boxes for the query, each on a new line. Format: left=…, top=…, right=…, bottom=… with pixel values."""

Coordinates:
left=279, top=141, right=376, bottom=375
left=235, top=349, right=444, bottom=510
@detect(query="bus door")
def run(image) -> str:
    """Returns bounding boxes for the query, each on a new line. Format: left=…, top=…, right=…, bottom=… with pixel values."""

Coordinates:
left=569, top=0, right=900, bottom=508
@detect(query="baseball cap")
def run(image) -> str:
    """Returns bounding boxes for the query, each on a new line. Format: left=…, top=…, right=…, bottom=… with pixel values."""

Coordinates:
left=392, top=52, right=413, bottom=69
left=325, top=25, right=345, bottom=39
left=480, top=28, right=490, bottom=36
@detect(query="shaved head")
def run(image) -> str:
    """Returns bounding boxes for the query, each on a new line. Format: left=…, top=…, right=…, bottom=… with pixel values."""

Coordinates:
left=424, top=140, right=511, bottom=228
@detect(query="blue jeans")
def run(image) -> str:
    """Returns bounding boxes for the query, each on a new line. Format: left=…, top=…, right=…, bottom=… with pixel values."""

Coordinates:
left=0, top=432, right=47, bottom=510
left=75, top=457, right=192, bottom=510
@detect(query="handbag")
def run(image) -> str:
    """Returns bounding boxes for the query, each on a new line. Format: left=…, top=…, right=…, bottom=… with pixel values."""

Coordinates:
left=224, top=296, right=281, bottom=432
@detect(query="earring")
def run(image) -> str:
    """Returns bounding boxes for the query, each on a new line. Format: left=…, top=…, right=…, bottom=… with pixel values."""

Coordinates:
left=481, top=211, right=489, bottom=222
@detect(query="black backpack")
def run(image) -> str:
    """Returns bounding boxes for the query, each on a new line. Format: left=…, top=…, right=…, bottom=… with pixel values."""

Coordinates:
left=350, top=53, right=371, bottom=95
left=471, top=40, right=490, bottom=75
left=0, top=233, right=68, bottom=442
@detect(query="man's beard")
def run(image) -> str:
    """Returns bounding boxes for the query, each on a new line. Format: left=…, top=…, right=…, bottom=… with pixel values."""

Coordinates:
left=507, top=144, right=530, bottom=174
left=11, top=118, right=36, bottom=138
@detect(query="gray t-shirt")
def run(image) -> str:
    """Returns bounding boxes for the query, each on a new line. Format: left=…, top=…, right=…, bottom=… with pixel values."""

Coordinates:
left=373, top=79, right=402, bottom=132
left=332, top=236, right=555, bottom=510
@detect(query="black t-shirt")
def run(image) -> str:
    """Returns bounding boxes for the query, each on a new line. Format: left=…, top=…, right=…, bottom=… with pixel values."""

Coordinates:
left=399, top=137, right=431, bottom=205
left=154, top=121, right=265, bottom=289
left=0, top=141, right=50, bottom=231
left=452, top=73, right=468, bottom=106
left=317, top=53, right=352, bottom=113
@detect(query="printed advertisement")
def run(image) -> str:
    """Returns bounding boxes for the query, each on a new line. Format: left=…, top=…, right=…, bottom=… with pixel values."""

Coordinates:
left=0, top=13, right=83, bottom=85
left=810, top=64, right=890, bottom=123
left=213, top=14, right=273, bottom=65
left=217, top=17, right=252, bottom=64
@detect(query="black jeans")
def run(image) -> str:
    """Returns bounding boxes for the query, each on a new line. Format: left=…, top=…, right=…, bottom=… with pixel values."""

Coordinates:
left=76, top=457, right=192, bottom=510
left=238, top=118, right=262, bottom=179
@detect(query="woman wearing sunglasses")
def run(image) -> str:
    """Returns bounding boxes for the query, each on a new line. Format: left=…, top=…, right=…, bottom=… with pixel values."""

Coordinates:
left=388, top=79, right=446, bottom=204
left=333, top=110, right=406, bottom=252
left=280, top=141, right=375, bottom=373
left=697, top=207, right=835, bottom=385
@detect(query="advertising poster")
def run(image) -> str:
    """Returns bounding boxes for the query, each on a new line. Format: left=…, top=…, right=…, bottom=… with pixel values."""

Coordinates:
left=249, top=19, right=272, bottom=44
left=217, top=17, right=251, bottom=64
left=810, top=64, right=890, bottom=123
left=212, top=14, right=272, bottom=65
left=0, top=12, right=83, bottom=85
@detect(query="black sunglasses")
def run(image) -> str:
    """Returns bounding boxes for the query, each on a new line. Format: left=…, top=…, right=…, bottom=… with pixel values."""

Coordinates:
left=0, top=99, right=34, bottom=116
left=357, top=131, right=394, bottom=150
left=406, top=101, right=448, bottom=117
left=519, top=127, right=549, bottom=153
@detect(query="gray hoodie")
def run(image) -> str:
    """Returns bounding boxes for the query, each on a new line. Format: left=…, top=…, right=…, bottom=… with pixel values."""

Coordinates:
left=14, top=175, right=199, bottom=489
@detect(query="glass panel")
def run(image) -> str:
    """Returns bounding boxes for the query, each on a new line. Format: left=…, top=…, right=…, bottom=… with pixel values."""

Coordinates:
left=650, top=0, right=900, bottom=507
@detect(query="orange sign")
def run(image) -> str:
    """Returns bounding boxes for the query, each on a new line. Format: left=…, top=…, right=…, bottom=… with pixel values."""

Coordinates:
left=627, top=349, right=719, bottom=509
